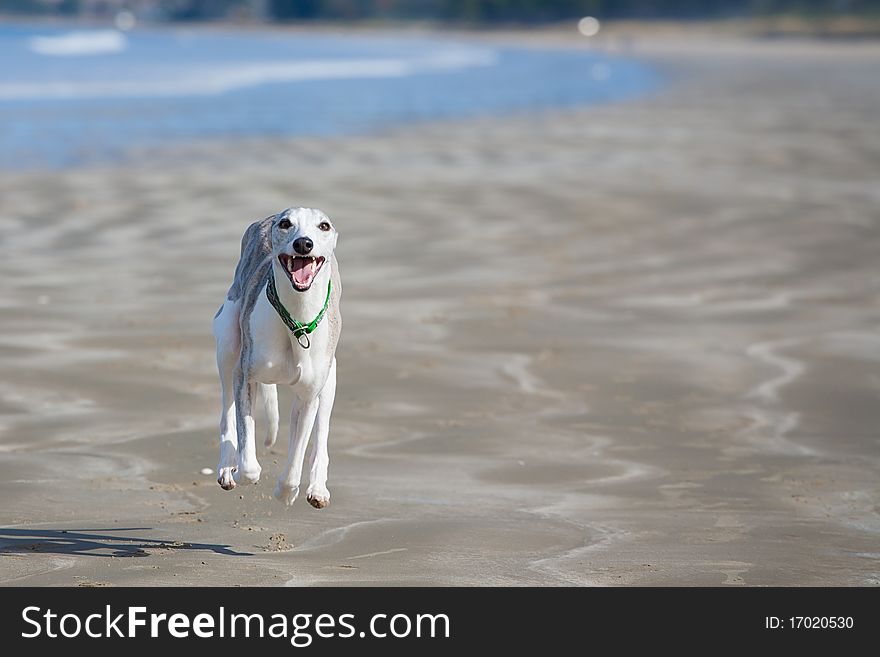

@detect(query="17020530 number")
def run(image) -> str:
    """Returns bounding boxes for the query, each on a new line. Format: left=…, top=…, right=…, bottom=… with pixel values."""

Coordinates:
left=790, top=617, right=853, bottom=629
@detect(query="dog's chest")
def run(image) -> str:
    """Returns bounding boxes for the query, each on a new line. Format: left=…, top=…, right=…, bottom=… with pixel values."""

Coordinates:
left=247, top=297, right=327, bottom=389
left=248, top=338, right=297, bottom=385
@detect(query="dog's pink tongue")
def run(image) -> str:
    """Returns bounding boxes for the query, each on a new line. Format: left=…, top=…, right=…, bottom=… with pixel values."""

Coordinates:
left=291, top=258, right=317, bottom=287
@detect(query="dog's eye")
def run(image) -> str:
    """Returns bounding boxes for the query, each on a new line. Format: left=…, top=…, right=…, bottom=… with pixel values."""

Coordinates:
left=318, top=221, right=331, bottom=232
left=278, top=218, right=292, bottom=230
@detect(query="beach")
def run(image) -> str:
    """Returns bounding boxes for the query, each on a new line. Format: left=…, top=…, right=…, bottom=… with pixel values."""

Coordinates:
left=0, top=30, right=878, bottom=586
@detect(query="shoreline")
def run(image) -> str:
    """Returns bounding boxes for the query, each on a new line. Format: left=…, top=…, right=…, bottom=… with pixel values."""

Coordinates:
left=1, top=34, right=879, bottom=586
left=3, top=22, right=878, bottom=173
left=0, top=22, right=660, bottom=172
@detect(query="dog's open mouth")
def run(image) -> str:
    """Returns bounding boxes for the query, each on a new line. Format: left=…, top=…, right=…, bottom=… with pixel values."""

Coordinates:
left=278, top=254, right=325, bottom=291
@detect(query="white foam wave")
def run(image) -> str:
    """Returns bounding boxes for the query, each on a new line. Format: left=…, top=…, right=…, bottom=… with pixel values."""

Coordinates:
left=28, top=30, right=127, bottom=57
left=1, top=48, right=496, bottom=100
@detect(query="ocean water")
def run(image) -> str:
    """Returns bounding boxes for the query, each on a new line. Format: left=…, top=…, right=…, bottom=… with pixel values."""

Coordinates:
left=0, top=23, right=658, bottom=169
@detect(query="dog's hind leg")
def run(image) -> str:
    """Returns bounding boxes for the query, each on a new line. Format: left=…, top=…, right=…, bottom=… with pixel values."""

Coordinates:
left=213, top=300, right=240, bottom=490
left=273, top=395, right=319, bottom=506
left=232, top=361, right=262, bottom=486
left=259, top=383, right=279, bottom=448
left=232, top=366, right=261, bottom=484
left=306, top=357, right=336, bottom=509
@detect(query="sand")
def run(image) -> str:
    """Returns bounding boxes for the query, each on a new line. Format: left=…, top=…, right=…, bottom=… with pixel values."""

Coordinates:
left=0, top=31, right=878, bottom=586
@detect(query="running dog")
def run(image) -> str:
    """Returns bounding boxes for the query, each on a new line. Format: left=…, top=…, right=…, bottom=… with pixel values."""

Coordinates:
left=212, top=207, right=341, bottom=508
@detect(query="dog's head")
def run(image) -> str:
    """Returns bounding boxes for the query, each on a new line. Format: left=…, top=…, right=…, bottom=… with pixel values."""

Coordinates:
left=270, top=207, right=337, bottom=292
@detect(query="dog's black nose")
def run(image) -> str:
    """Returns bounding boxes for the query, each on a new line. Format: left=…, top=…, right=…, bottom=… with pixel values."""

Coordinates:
left=293, top=237, right=313, bottom=255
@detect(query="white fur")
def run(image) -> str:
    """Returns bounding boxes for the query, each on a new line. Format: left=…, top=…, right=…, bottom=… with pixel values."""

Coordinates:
left=212, top=208, right=341, bottom=508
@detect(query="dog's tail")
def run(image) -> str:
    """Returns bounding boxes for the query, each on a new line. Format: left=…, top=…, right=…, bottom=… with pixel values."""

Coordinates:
left=258, top=383, right=279, bottom=448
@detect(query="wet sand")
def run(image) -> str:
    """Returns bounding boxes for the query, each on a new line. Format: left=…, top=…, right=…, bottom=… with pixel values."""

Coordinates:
left=1, top=33, right=879, bottom=586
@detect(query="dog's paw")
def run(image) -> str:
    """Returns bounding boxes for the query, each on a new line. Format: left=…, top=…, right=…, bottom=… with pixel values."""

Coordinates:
left=232, top=458, right=263, bottom=486
left=217, top=467, right=237, bottom=490
left=306, top=485, right=330, bottom=509
left=273, top=482, right=299, bottom=506
left=233, top=462, right=261, bottom=486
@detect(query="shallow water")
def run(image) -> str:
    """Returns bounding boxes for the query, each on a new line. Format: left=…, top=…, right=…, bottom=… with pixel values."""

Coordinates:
left=0, top=23, right=657, bottom=169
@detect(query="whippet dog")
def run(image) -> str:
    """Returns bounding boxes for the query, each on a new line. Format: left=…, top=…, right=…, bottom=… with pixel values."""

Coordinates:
left=213, top=208, right=341, bottom=508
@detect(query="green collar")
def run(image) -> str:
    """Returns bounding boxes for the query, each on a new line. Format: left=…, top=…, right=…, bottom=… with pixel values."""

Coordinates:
left=266, top=273, right=332, bottom=349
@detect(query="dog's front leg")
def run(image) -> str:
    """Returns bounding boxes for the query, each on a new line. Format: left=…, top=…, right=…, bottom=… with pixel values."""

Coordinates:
left=232, top=364, right=262, bottom=485
left=306, top=357, right=336, bottom=509
left=216, top=360, right=238, bottom=490
left=214, top=300, right=240, bottom=490
left=273, top=396, right=319, bottom=506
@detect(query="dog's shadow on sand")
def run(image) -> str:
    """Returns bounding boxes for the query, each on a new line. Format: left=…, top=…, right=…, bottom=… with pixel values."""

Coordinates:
left=0, top=527, right=251, bottom=558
